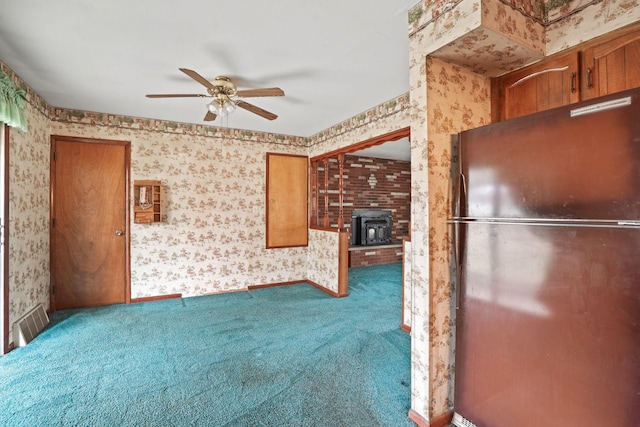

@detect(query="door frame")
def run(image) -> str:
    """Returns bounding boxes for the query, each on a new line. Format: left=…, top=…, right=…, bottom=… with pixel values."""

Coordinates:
left=2, top=124, right=9, bottom=354
left=49, top=135, right=131, bottom=311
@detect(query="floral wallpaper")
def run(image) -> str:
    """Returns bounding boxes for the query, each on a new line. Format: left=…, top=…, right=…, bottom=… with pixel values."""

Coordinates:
left=504, top=0, right=546, bottom=22
left=546, top=0, right=640, bottom=54
left=49, top=121, right=309, bottom=298
left=411, top=0, right=546, bottom=78
left=307, top=229, right=341, bottom=293
left=7, top=101, right=51, bottom=342
left=408, top=36, right=431, bottom=420
left=408, top=0, right=640, bottom=78
left=0, top=61, right=52, bottom=346
left=545, top=0, right=600, bottom=23
left=307, top=94, right=411, bottom=149
left=50, top=108, right=307, bottom=148
left=409, top=0, right=468, bottom=36
left=407, top=0, right=609, bottom=33
left=429, top=26, right=544, bottom=76
left=402, top=239, right=412, bottom=329
left=426, top=57, right=491, bottom=417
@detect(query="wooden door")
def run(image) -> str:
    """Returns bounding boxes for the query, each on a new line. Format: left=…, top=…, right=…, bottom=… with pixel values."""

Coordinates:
left=51, top=136, right=129, bottom=310
left=493, top=52, right=580, bottom=121
left=583, top=30, right=640, bottom=100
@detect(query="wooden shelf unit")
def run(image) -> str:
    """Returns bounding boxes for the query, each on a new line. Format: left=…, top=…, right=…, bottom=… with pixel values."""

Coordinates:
left=133, top=180, right=163, bottom=223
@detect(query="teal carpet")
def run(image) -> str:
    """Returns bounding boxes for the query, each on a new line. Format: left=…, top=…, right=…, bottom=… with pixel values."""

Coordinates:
left=0, top=263, right=413, bottom=426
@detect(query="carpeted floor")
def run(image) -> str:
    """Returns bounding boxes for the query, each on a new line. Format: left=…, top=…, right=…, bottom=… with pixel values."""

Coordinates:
left=0, top=263, right=413, bottom=426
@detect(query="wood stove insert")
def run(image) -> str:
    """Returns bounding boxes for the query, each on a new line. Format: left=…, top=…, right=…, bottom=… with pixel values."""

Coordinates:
left=351, top=209, right=393, bottom=246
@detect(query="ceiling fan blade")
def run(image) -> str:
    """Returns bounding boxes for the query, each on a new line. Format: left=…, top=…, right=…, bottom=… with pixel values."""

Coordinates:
left=179, top=68, right=215, bottom=90
left=236, top=88, right=285, bottom=98
left=146, top=93, right=208, bottom=98
left=204, top=111, right=217, bottom=121
left=236, top=100, right=278, bottom=121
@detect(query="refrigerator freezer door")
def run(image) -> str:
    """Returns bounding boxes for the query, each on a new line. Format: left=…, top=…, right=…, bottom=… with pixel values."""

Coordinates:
left=454, top=222, right=640, bottom=427
left=458, top=89, right=640, bottom=221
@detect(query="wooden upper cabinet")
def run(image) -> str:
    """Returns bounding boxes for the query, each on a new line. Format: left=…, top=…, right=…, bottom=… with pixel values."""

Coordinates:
left=582, top=30, right=640, bottom=100
left=493, top=52, right=580, bottom=122
left=492, top=24, right=640, bottom=122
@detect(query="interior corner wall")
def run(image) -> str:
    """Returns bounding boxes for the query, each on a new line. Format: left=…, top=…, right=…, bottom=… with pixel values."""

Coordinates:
left=426, top=57, right=491, bottom=418
left=307, top=228, right=341, bottom=293
left=7, top=101, right=51, bottom=343
left=50, top=121, right=309, bottom=298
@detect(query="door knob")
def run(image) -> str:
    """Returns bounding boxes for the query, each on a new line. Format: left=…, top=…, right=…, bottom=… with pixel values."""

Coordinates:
left=115, top=230, right=124, bottom=236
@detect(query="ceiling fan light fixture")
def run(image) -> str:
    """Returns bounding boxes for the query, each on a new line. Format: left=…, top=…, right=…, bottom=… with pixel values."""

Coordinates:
left=207, top=100, right=219, bottom=114
left=207, top=98, right=235, bottom=118
left=148, top=69, right=283, bottom=122
left=224, top=100, right=236, bottom=114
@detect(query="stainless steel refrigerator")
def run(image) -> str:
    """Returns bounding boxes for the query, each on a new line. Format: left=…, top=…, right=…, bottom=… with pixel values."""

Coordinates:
left=451, top=88, right=640, bottom=427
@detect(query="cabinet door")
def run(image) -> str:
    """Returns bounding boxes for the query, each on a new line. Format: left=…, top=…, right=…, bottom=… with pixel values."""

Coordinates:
left=582, top=31, right=640, bottom=100
left=493, top=52, right=580, bottom=121
left=266, top=153, right=308, bottom=248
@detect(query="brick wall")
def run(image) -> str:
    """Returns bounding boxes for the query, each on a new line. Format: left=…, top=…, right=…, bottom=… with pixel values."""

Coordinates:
left=318, top=154, right=411, bottom=266
left=349, top=245, right=404, bottom=268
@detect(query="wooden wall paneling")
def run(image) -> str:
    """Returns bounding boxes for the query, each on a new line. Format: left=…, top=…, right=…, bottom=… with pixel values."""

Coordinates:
left=266, top=153, right=309, bottom=248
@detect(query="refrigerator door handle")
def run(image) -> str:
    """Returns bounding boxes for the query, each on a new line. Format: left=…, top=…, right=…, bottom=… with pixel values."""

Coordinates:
left=453, top=220, right=462, bottom=310
left=452, top=172, right=466, bottom=309
left=453, top=174, right=460, bottom=219
left=453, top=172, right=467, bottom=218
left=460, top=173, right=467, bottom=219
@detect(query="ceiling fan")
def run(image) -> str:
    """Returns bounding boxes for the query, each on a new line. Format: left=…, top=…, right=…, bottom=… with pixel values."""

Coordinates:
left=146, top=68, right=284, bottom=121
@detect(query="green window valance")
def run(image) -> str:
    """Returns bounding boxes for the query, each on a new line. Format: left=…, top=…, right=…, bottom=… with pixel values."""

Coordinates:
left=0, top=71, right=27, bottom=132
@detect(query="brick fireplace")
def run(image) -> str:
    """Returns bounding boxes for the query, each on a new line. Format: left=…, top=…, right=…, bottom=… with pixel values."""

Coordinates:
left=317, top=154, right=410, bottom=267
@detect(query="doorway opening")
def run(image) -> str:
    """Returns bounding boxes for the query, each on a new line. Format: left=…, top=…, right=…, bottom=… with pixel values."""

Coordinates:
left=309, top=127, right=411, bottom=327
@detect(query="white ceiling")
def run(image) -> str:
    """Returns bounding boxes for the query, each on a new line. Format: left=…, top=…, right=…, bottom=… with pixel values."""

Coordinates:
left=0, top=0, right=417, bottom=139
left=351, top=137, right=410, bottom=161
